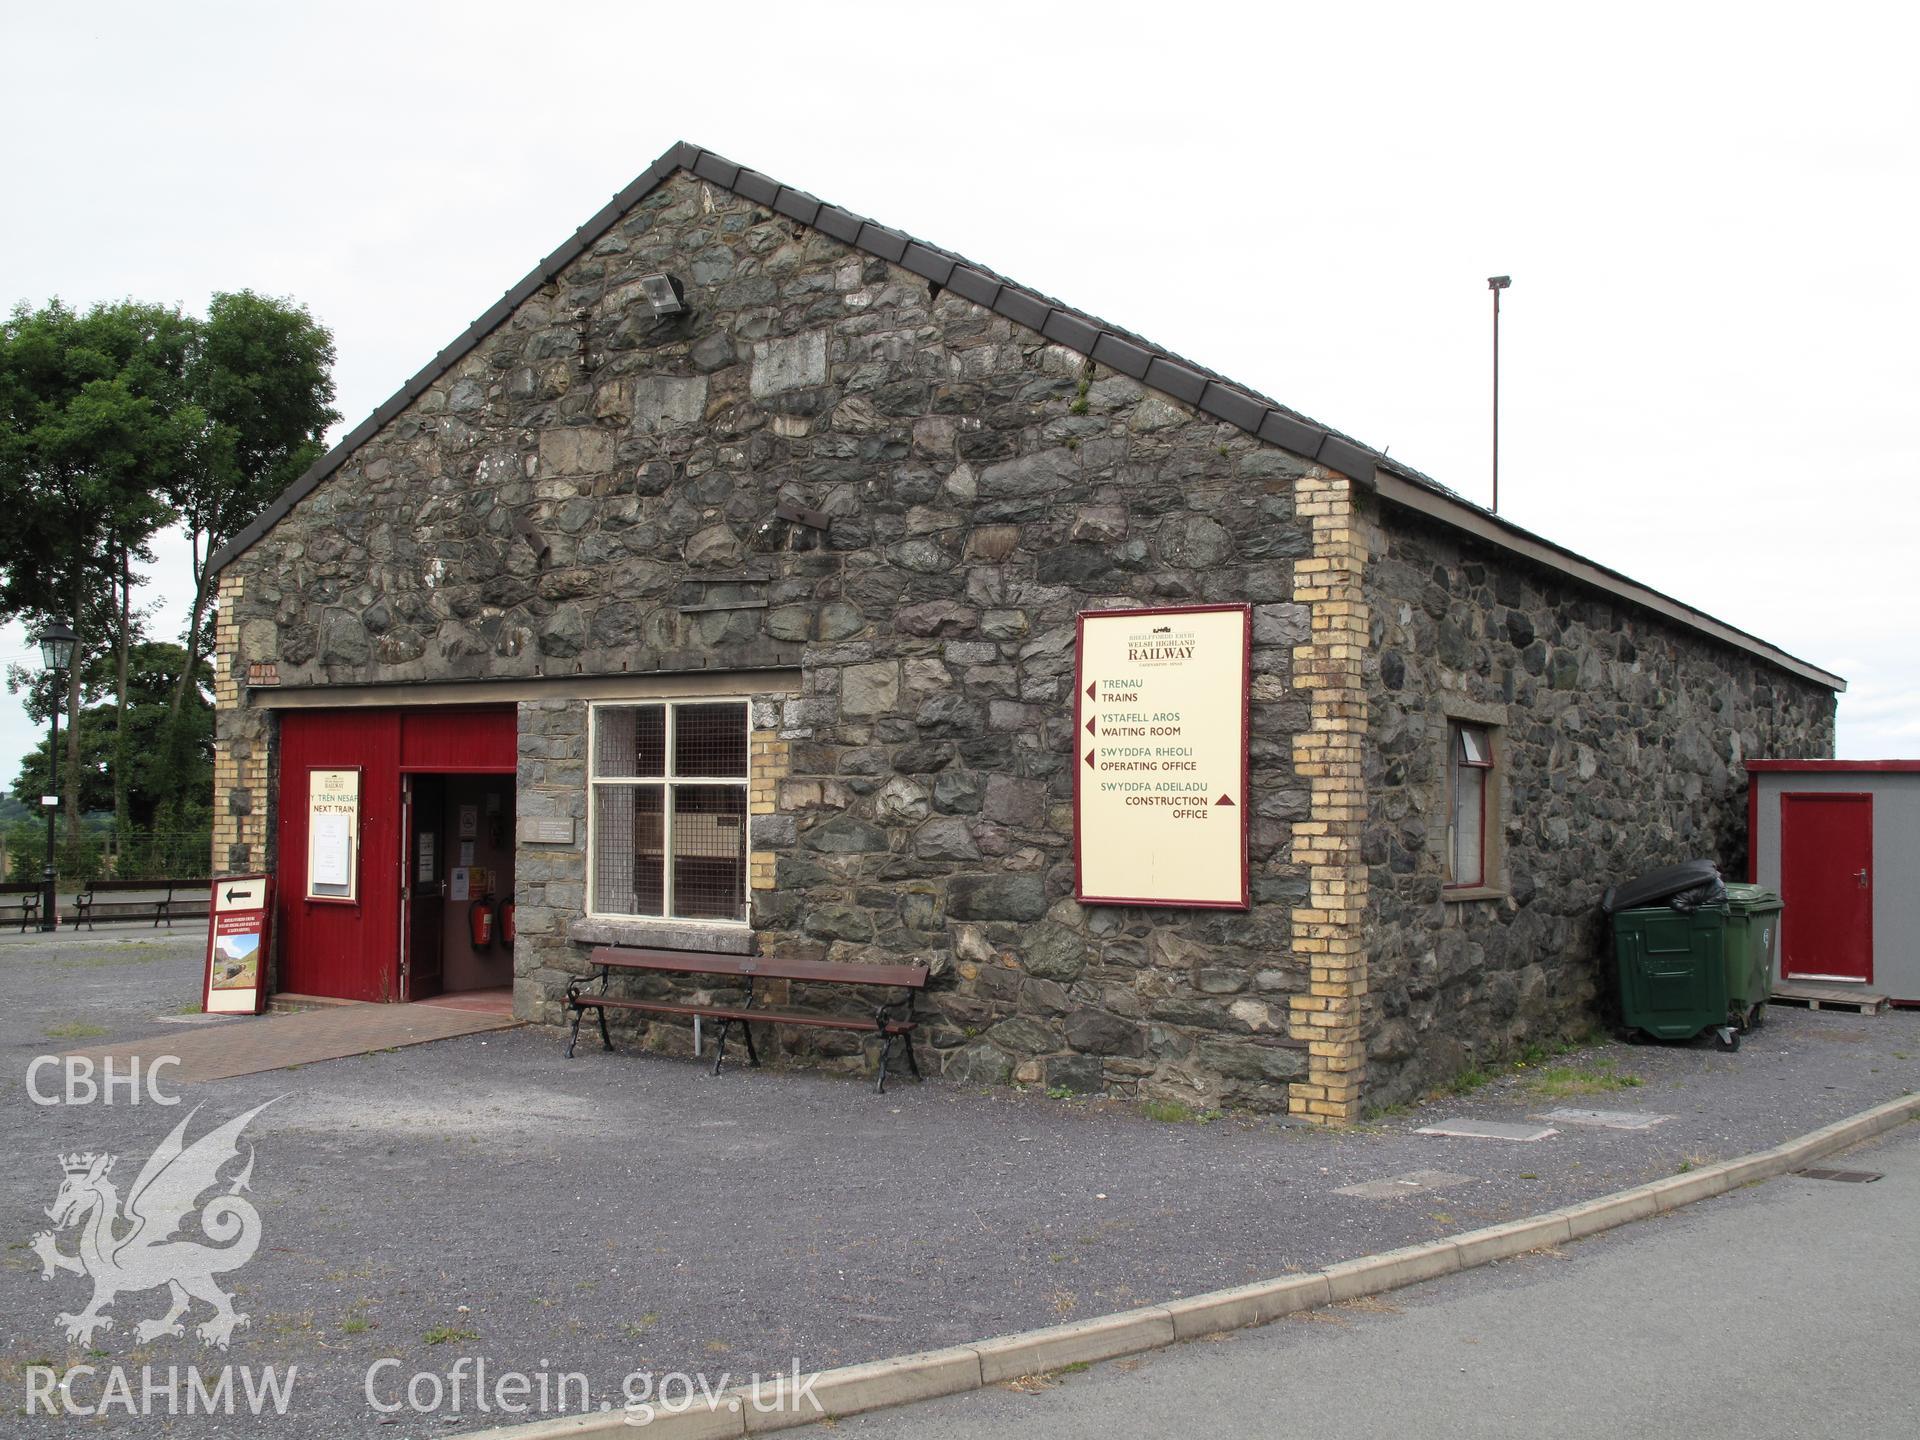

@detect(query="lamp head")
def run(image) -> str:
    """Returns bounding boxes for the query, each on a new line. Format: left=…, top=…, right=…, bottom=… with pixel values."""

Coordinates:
left=639, top=273, right=688, bottom=317
left=35, top=619, right=76, bottom=672
left=1487, top=275, right=1512, bottom=290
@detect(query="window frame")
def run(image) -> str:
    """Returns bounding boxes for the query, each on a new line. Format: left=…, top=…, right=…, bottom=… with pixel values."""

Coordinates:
left=585, top=699, right=752, bottom=925
left=1444, top=719, right=1497, bottom=895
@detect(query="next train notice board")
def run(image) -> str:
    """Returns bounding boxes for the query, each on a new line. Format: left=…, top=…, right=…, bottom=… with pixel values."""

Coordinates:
left=1074, top=604, right=1249, bottom=909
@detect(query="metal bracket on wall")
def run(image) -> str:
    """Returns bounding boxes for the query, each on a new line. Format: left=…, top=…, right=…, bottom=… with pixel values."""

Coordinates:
left=573, top=308, right=592, bottom=372
left=676, top=575, right=769, bottom=615
left=774, top=500, right=831, bottom=531
left=510, top=511, right=551, bottom=566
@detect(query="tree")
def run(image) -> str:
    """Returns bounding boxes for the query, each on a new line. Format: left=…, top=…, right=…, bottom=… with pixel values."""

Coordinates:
left=9, top=640, right=211, bottom=833
left=0, top=300, right=187, bottom=840
left=155, top=291, right=336, bottom=823
left=0, top=293, right=336, bottom=836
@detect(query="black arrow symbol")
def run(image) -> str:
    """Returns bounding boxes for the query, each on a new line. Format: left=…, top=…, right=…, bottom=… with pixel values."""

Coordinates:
left=225, top=887, right=250, bottom=901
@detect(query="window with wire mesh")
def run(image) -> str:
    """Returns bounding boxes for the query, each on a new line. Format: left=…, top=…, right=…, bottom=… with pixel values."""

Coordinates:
left=590, top=701, right=749, bottom=921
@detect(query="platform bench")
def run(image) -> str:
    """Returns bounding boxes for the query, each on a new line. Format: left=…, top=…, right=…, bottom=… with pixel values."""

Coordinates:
left=566, top=947, right=929, bottom=1093
left=73, top=879, right=209, bottom=929
left=0, top=883, right=42, bottom=933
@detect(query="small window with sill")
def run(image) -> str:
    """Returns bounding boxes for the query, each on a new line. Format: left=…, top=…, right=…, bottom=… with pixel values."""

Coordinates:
left=589, top=701, right=749, bottom=923
left=1446, top=722, right=1494, bottom=890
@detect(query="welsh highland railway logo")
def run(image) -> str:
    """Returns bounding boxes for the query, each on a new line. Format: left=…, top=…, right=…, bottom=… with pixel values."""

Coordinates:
left=34, top=1099, right=281, bottom=1349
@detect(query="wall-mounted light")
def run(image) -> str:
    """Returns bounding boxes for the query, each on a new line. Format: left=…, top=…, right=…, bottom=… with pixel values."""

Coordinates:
left=640, top=273, right=688, bottom=316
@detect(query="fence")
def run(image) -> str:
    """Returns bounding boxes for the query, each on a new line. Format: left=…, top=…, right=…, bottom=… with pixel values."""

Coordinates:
left=1, top=828, right=212, bottom=884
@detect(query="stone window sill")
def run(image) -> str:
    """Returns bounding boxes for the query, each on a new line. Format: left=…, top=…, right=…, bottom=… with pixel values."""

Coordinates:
left=567, top=915, right=754, bottom=954
left=1442, top=885, right=1507, bottom=904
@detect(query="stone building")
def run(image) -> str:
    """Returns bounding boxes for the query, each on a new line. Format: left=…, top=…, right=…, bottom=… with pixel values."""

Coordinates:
left=209, top=142, right=1841, bottom=1121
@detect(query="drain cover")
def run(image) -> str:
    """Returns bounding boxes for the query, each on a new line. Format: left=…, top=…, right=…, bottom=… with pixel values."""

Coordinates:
left=1797, top=1168, right=1882, bottom=1183
left=1334, top=1169, right=1476, bottom=1199
left=1541, top=1108, right=1671, bottom=1131
left=1416, top=1118, right=1559, bottom=1142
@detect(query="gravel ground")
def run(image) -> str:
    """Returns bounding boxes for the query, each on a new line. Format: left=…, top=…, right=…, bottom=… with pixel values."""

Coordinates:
left=2, top=925, right=1916, bottom=1437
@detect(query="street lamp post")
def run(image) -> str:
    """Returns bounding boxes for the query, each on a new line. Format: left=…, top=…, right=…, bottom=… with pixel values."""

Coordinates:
left=34, top=619, right=77, bottom=933
left=1487, top=275, right=1511, bottom=514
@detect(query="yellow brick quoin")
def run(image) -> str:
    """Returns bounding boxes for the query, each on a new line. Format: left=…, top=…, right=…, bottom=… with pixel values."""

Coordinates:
left=1286, top=469, right=1370, bottom=1125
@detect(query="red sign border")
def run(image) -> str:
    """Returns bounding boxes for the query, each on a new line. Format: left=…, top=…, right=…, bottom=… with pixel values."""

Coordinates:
left=1073, top=603, right=1251, bottom=911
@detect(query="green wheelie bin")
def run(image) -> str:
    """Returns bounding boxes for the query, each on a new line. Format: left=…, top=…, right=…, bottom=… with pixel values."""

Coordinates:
left=1722, top=883, right=1783, bottom=1032
left=1603, top=860, right=1744, bottom=1051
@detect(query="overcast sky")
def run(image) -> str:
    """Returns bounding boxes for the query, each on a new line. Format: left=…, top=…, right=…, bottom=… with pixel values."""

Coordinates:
left=3, top=0, right=1914, bottom=782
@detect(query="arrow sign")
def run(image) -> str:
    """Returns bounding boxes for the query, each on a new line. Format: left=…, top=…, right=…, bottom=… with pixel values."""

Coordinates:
left=1085, top=715, right=1096, bottom=736
left=1085, top=681, right=1096, bottom=702
left=1085, top=748, right=1095, bottom=769
left=1215, top=794, right=1235, bottom=807
left=225, top=887, right=249, bottom=902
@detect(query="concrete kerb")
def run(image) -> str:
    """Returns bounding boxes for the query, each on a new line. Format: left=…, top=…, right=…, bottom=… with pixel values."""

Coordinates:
left=461, top=1092, right=1920, bottom=1440
left=1162, top=1272, right=1332, bottom=1340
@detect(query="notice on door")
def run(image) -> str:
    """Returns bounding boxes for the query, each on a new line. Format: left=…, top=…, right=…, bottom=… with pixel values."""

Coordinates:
left=1074, top=604, right=1249, bottom=908
left=307, top=767, right=360, bottom=903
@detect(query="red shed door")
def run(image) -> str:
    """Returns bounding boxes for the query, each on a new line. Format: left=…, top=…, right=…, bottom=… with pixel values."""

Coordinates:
left=1779, top=792, right=1873, bottom=984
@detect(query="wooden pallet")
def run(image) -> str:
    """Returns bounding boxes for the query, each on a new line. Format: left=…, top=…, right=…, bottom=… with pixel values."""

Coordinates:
left=1770, top=980, right=1889, bottom=1015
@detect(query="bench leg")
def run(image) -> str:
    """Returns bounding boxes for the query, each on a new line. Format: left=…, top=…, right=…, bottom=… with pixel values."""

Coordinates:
left=712, top=1018, right=734, bottom=1075
left=741, top=1020, right=760, bottom=1068
left=902, top=1033, right=921, bottom=1079
left=875, top=1032, right=894, bottom=1095
left=565, top=1007, right=584, bottom=1059
left=596, top=1004, right=613, bottom=1052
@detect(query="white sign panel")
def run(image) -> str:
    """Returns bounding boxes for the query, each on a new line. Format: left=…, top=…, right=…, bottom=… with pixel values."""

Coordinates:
left=306, top=767, right=361, bottom=903
left=1074, top=605, right=1249, bottom=908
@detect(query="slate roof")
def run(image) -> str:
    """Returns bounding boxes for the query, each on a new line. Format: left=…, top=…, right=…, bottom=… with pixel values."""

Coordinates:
left=210, top=141, right=1843, bottom=691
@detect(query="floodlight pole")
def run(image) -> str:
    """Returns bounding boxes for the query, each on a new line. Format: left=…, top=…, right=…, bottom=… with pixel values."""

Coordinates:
left=1488, top=276, right=1511, bottom=514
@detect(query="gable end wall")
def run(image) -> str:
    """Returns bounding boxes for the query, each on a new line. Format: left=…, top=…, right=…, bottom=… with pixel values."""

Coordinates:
left=214, top=170, right=1354, bottom=1113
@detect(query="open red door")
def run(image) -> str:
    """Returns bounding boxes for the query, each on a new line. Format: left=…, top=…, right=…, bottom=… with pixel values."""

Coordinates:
left=1779, top=792, right=1873, bottom=984
left=401, top=774, right=446, bottom=1001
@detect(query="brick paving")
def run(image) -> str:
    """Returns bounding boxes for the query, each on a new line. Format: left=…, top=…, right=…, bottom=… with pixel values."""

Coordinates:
left=63, top=998, right=520, bottom=1081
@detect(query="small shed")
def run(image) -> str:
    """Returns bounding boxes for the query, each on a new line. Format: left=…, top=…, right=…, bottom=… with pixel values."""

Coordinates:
left=1748, top=761, right=1920, bottom=1004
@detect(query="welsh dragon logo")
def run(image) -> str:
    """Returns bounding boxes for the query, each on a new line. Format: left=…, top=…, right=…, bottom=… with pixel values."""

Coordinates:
left=32, top=1099, right=281, bottom=1349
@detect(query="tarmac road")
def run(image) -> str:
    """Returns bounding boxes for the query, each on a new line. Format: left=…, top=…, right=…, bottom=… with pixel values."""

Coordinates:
left=847, top=1121, right=1920, bottom=1439
left=4, top=926, right=1917, bottom=1436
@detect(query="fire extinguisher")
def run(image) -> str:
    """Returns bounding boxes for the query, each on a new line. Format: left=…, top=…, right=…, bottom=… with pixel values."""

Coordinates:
left=468, top=896, right=495, bottom=951
left=498, top=897, right=515, bottom=949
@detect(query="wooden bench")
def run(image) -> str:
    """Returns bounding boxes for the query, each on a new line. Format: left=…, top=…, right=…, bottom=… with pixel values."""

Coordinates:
left=0, top=883, right=42, bottom=933
left=73, top=879, right=210, bottom=929
left=567, top=947, right=929, bottom=1093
